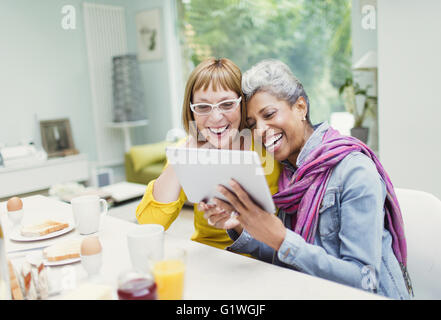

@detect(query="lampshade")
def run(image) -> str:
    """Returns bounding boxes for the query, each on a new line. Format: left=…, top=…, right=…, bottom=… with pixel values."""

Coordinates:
left=353, top=50, right=377, bottom=70
left=112, top=54, right=147, bottom=122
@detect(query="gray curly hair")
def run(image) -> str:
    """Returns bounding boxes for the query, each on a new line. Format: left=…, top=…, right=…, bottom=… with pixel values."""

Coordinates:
left=242, top=59, right=311, bottom=124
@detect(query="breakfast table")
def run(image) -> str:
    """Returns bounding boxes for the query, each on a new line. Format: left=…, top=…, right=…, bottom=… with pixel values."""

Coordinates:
left=0, top=195, right=385, bottom=300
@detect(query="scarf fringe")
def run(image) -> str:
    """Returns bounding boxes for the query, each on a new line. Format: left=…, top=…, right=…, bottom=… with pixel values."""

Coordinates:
left=400, top=263, right=414, bottom=297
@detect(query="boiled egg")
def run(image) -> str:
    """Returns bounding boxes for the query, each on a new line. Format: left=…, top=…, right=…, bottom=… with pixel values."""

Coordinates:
left=80, top=236, right=102, bottom=256
left=7, top=197, right=23, bottom=212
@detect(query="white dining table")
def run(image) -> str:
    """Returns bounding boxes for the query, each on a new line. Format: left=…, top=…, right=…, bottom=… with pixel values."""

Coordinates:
left=0, top=195, right=384, bottom=300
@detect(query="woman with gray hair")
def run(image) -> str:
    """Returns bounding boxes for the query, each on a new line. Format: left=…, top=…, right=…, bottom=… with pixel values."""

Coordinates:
left=203, top=59, right=412, bottom=299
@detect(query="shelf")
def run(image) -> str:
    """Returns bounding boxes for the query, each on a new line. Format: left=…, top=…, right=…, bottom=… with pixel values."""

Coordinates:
left=107, top=120, right=149, bottom=152
left=107, top=120, right=149, bottom=128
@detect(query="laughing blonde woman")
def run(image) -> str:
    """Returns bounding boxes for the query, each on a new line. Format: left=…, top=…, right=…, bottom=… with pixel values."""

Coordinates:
left=136, top=58, right=280, bottom=250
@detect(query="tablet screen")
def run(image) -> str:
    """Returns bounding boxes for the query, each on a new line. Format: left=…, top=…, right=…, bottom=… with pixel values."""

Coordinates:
left=166, top=147, right=276, bottom=214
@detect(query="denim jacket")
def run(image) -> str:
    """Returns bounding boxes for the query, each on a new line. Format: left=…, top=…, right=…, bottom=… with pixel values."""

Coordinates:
left=227, top=122, right=410, bottom=300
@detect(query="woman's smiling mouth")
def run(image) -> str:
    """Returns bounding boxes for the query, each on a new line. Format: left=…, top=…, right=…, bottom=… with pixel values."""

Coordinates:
left=208, top=124, right=230, bottom=136
left=264, top=133, right=283, bottom=153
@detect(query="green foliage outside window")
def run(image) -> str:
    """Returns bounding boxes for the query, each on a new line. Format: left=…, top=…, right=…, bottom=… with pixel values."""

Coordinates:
left=176, top=0, right=352, bottom=124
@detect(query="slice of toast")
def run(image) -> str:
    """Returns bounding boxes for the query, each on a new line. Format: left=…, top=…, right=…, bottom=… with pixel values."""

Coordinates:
left=21, top=220, right=69, bottom=237
left=7, top=260, right=24, bottom=300
left=43, top=238, right=82, bottom=262
left=9, top=258, right=50, bottom=300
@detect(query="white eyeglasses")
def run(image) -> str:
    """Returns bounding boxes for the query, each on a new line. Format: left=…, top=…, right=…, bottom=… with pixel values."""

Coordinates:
left=190, top=97, right=242, bottom=115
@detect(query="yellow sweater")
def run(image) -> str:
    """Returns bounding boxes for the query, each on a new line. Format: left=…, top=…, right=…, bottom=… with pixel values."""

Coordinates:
left=135, top=140, right=281, bottom=250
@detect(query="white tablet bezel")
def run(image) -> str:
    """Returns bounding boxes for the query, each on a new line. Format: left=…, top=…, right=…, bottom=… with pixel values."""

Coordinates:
left=166, top=147, right=276, bottom=214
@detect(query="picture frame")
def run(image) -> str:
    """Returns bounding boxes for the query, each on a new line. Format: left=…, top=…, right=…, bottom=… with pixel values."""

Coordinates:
left=39, top=118, right=78, bottom=158
left=135, top=8, right=162, bottom=61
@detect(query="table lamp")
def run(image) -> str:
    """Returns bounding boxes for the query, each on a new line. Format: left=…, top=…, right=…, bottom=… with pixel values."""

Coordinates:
left=112, top=54, right=147, bottom=122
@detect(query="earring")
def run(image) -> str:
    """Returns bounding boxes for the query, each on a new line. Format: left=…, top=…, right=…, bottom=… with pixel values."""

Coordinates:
left=302, top=115, right=306, bottom=121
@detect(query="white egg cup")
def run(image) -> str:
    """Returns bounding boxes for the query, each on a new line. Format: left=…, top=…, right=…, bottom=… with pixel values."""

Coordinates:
left=7, top=209, right=23, bottom=228
left=81, top=252, right=103, bottom=278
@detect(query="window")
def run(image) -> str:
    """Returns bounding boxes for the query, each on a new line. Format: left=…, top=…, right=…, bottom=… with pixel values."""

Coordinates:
left=176, top=0, right=352, bottom=124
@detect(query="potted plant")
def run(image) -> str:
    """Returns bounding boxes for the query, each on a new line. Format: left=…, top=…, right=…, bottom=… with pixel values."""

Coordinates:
left=339, top=78, right=377, bottom=143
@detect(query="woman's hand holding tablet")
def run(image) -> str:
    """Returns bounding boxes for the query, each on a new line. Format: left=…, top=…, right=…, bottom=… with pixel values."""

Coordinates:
left=214, top=179, right=286, bottom=251
left=199, top=200, right=241, bottom=231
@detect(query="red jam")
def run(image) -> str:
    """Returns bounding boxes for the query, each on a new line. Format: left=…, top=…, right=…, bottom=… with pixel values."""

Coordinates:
left=117, top=276, right=157, bottom=300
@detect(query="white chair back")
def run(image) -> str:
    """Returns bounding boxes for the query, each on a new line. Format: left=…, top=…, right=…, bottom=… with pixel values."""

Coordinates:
left=395, top=188, right=441, bottom=299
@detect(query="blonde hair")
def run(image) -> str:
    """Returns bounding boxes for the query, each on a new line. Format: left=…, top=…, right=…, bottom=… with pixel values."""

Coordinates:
left=182, top=58, right=246, bottom=134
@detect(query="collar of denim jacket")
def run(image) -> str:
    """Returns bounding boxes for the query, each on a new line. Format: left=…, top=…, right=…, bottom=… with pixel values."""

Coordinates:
left=281, top=121, right=330, bottom=171
left=296, top=121, right=330, bottom=167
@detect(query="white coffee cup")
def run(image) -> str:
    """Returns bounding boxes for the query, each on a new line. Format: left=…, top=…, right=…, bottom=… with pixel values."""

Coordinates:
left=71, top=195, right=108, bottom=235
left=127, top=224, right=164, bottom=274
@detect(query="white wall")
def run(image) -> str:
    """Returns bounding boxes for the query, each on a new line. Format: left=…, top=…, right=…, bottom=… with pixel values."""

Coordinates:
left=0, top=0, right=97, bottom=160
left=352, top=0, right=377, bottom=63
left=351, top=0, right=378, bottom=152
left=125, top=0, right=183, bottom=145
left=377, top=0, right=441, bottom=199
left=0, top=0, right=182, bottom=182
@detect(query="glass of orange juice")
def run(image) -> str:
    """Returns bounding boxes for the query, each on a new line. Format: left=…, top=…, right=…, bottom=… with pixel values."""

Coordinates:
left=152, top=247, right=186, bottom=300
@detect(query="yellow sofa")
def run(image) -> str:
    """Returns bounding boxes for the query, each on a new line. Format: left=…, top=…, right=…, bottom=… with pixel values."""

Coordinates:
left=125, top=141, right=170, bottom=185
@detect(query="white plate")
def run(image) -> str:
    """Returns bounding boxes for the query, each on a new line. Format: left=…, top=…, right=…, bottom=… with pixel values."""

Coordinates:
left=44, top=256, right=81, bottom=266
left=9, top=224, right=75, bottom=242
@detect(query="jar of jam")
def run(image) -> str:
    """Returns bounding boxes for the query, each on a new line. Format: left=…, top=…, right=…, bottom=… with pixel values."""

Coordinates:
left=117, top=270, right=157, bottom=300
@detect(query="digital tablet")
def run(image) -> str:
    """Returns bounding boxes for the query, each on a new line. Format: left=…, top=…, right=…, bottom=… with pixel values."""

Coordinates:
left=166, top=147, right=276, bottom=214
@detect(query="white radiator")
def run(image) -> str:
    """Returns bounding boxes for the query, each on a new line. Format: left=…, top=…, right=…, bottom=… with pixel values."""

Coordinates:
left=83, top=2, right=128, bottom=166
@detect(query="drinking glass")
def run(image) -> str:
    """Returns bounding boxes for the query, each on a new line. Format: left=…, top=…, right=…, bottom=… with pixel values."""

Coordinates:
left=127, top=224, right=164, bottom=274
left=152, top=247, right=186, bottom=300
